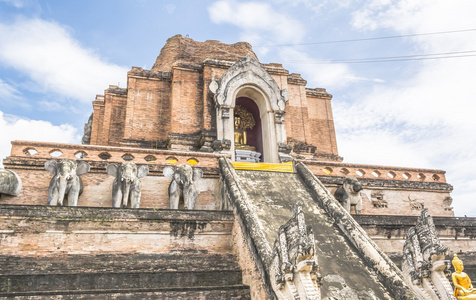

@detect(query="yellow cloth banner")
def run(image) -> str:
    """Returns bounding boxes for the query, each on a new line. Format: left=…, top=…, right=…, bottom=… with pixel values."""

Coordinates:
left=231, top=161, right=294, bottom=173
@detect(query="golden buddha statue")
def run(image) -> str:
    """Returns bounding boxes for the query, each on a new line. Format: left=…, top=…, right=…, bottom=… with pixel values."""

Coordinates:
left=452, top=254, right=476, bottom=299
left=234, top=116, right=248, bottom=145
left=234, top=105, right=256, bottom=151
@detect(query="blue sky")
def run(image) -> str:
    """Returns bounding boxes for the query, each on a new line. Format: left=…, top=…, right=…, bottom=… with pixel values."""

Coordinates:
left=0, top=0, right=475, bottom=216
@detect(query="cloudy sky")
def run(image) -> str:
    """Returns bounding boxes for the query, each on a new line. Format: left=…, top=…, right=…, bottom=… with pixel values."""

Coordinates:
left=0, top=0, right=475, bottom=216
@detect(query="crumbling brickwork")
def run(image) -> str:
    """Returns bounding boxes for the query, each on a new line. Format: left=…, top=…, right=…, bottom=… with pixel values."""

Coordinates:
left=89, top=35, right=341, bottom=160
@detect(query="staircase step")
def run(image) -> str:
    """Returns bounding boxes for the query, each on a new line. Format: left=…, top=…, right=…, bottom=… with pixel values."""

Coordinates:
left=0, top=270, right=244, bottom=293
left=0, top=285, right=252, bottom=299
left=0, top=253, right=241, bottom=275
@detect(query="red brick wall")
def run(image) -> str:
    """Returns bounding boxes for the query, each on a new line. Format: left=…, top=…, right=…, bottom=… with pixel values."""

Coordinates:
left=123, top=77, right=172, bottom=142
left=170, top=67, right=204, bottom=135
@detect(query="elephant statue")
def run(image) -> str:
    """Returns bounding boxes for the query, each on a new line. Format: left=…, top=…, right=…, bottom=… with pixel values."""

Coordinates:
left=107, top=162, right=149, bottom=208
left=45, top=159, right=90, bottom=206
left=0, top=168, right=22, bottom=196
left=163, top=164, right=203, bottom=210
left=334, top=177, right=363, bottom=214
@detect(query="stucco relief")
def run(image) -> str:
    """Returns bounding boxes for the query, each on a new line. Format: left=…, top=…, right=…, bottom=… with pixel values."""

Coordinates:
left=209, top=54, right=290, bottom=163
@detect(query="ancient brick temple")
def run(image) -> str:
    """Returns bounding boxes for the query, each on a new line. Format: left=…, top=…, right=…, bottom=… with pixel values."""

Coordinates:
left=1, top=35, right=475, bottom=299
left=88, top=35, right=340, bottom=164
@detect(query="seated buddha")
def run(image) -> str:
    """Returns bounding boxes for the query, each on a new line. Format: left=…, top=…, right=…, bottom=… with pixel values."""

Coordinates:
left=234, top=107, right=256, bottom=151
left=452, top=254, right=476, bottom=299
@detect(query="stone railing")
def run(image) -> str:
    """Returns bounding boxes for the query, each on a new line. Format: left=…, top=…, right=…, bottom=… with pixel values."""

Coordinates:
left=299, top=159, right=447, bottom=183
left=6, top=141, right=447, bottom=183
left=8, top=140, right=227, bottom=168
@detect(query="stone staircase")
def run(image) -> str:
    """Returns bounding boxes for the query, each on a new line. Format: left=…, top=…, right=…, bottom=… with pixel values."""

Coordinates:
left=219, top=158, right=415, bottom=299
left=0, top=205, right=251, bottom=299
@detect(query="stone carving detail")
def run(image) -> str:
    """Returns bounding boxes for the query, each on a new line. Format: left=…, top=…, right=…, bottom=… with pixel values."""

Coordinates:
left=81, top=113, right=93, bottom=145
left=210, top=55, right=289, bottom=161
left=270, top=204, right=321, bottom=300
left=278, top=143, right=293, bottom=163
left=334, top=177, right=363, bottom=214
left=0, top=168, right=22, bottom=196
left=407, top=196, right=425, bottom=211
left=107, top=162, right=149, bottom=208
left=444, top=196, right=454, bottom=212
left=371, top=191, right=388, bottom=208
left=45, top=159, right=90, bottom=206
left=212, top=139, right=231, bottom=151
left=402, top=208, right=455, bottom=299
left=163, top=164, right=203, bottom=210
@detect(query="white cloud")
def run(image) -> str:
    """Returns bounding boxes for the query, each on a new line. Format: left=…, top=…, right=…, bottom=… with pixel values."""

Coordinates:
left=0, top=110, right=80, bottom=166
left=0, top=79, right=21, bottom=100
left=0, top=18, right=127, bottom=103
left=340, top=0, right=476, bottom=216
left=208, top=0, right=305, bottom=45
left=0, top=78, right=31, bottom=109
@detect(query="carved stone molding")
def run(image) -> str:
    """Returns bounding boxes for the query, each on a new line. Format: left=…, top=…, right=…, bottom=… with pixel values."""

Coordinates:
left=270, top=204, right=321, bottom=300
left=402, top=209, right=455, bottom=300
left=209, top=54, right=289, bottom=162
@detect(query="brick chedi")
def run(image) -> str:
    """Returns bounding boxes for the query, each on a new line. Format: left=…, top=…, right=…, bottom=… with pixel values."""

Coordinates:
left=89, top=34, right=341, bottom=162
left=1, top=35, right=475, bottom=299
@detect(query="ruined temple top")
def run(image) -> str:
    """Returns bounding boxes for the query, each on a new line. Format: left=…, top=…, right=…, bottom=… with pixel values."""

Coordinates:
left=151, top=34, right=259, bottom=72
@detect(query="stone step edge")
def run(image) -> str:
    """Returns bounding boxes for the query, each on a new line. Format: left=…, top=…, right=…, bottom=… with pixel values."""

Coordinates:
left=0, top=204, right=234, bottom=222
left=0, top=269, right=242, bottom=276
left=0, top=284, right=251, bottom=297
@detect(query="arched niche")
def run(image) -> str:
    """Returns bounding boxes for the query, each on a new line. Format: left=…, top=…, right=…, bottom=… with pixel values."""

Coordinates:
left=210, top=55, right=289, bottom=163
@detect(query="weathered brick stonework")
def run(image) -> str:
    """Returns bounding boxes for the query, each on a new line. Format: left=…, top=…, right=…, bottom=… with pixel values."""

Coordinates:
left=0, top=205, right=252, bottom=299
left=354, top=214, right=476, bottom=280
left=89, top=35, right=341, bottom=159
left=2, top=141, right=225, bottom=209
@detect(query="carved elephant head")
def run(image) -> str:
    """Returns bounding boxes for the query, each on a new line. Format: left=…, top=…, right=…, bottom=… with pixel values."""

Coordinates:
left=0, top=168, right=22, bottom=196
left=45, top=159, right=90, bottom=206
left=107, top=162, right=149, bottom=208
left=163, top=164, right=203, bottom=210
left=343, top=177, right=362, bottom=194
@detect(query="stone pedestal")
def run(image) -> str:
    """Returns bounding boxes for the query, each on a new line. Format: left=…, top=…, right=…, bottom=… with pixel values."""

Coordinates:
left=235, top=150, right=261, bottom=163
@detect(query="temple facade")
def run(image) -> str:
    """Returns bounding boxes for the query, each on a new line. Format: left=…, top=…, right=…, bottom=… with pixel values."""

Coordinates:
left=0, top=35, right=474, bottom=299
left=88, top=35, right=340, bottom=164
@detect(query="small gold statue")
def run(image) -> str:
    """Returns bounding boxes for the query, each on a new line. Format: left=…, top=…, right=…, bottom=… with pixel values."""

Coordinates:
left=452, top=254, right=476, bottom=299
left=234, top=116, right=248, bottom=145
left=234, top=105, right=256, bottom=151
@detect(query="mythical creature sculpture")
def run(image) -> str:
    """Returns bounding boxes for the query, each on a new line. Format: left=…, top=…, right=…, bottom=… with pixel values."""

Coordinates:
left=402, top=209, right=454, bottom=300
left=45, top=159, right=90, bottom=206
left=163, top=164, right=203, bottom=210
left=81, top=113, right=93, bottom=145
left=334, top=177, right=363, bottom=214
left=107, top=162, right=149, bottom=208
left=0, top=168, right=22, bottom=196
left=452, top=254, right=476, bottom=299
left=270, top=204, right=321, bottom=300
